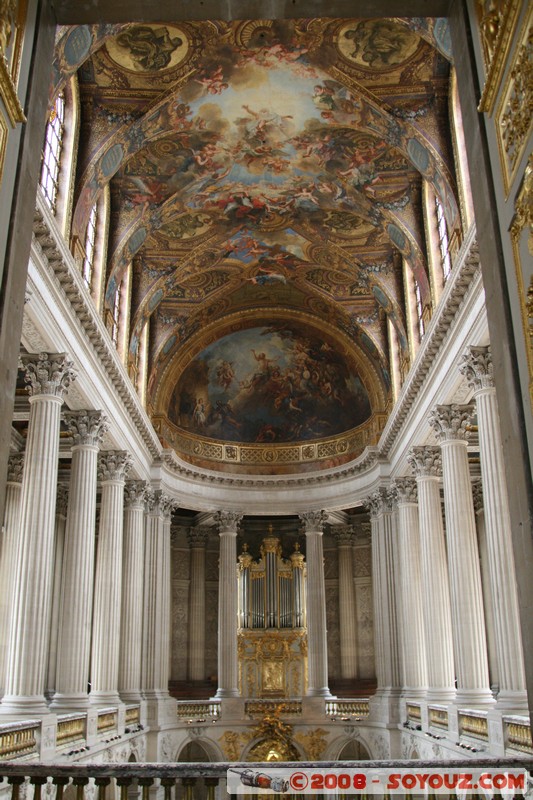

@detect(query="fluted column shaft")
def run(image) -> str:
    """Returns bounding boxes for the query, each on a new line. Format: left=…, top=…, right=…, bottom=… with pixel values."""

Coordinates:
left=430, top=405, right=493, bottom=705
left=393, top=479, right=427, bottom=697
left=460, top=347, right=527, bottom=708
left=142, top=491, right=175, bottom=696
left=335, top=527, right=358, bottom=680
left=366, top=490, right=401, bottom=692
left=473, top=483, right=499, bottom=689
left=90, top=451, right=131, bottom=706
left=188, top=528, right=209, bottom=681
left=119, top=481, right=147, bottom=702
left=0, top=455, right=24, bottom=697
left=47, top=485, right=69, bottom=697
left=215, top=512, right=242, bottom=698
left=408, top=447, right=455, bottom=701
left=52, top=412, right=108, bottom=710
left=300, top=511, right=330, bottom=697
left=1, top=353, right=76, bottom=715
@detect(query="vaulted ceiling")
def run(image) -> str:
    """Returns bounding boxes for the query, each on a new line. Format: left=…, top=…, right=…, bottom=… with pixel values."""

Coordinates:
left=53, top=17, right=457, bottom=472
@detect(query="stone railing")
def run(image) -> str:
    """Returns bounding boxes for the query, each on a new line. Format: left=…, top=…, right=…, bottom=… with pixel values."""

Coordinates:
left=176, top=701, right=221, bottom=720
left=325, top=699, right=370, bottom=719
left=244, top=700, right=302, bottom=717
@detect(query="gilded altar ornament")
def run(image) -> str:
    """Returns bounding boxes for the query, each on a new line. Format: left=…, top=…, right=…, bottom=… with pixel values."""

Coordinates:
left=219, top=730, right=247, bottom=761
left=247, top=706, right=300, bottom=762
left=294, top=727, right=329, bottom=761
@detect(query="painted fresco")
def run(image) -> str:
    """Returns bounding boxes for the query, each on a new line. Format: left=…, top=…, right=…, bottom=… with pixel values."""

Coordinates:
left=168, top=325, right=371, bottom=443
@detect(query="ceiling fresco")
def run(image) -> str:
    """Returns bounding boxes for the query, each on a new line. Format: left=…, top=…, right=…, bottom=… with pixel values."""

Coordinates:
left=53, top=17, right=456, bottom=471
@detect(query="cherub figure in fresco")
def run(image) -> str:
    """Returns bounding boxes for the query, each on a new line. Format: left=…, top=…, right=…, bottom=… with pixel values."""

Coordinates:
left=195, top=65, right=229, bottom=95
left=216, top=360, right=235, bottom=391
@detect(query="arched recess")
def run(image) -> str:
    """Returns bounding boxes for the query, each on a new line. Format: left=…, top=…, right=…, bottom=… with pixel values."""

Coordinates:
left=326, top=735, right=373, bottom=761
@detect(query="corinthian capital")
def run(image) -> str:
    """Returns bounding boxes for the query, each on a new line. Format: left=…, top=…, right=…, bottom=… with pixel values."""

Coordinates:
left=459, top=346, right=494, bottom=392
left=124, top=480, right=148, bottom=509
left=333, top=525, right=354, bottom=546
left=145, top=489, right=179, bottom=518
left=392, top=478, right=418, bottom=504
left=363, top=488, right=395, bottom=518
left=7, top=453, right=24, bottom=483
left=408, top=446, right=442, bottom=477
left=214, top=510, right=243, bottom=533
left=299, top=510, right=328, bottom=533
left=428, top=404, right=474, bottom=442
left=97, top=450, right=132, bottom=482
left=20, top=352, right=77, bottom=398
left=187, top=526, right=211, bottom=547
left=64, top=410, right=109, bottom=447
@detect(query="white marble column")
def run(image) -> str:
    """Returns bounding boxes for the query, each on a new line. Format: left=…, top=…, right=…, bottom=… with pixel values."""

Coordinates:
left=407, top=447, right=455, bottom=702
left=119, top=481, right=147, bottom=703
left=51, top=411, right=108, bottom=711
left=142, top=490, right=177, bottom=697
left=392, top=478, right=427, bottom=698
left=214, top=511, right=242, bottom=698
left=460, top=346, right=527, bottom=710
left=47, top=484, right=68, bottom=698
left=1, top=353, right=76, bottom=716
left=300, top=510, right=331, bottom=697
left=90, top=450, right=132, bottom=707
left=334, top=525, right=358, bottom=680
left=472, top=481, right=499, bottom=692
left=429, top=404, right=493, bottom=706
left=0, top=454, right=24, bottom=697
left=187, top=526, right=210, bottom=682
left=365, top=490, right=402, bottom=694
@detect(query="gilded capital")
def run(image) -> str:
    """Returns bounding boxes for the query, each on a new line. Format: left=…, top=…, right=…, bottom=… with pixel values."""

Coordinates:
left=64, top=410, right=109, bottom=447
left=20, top=352, right=77, bottom=398
left=124, top=480, right=148, bottom=509
left=299, top=510, right=328, bottom=533
left=7, top=453, right=24, bottom=483
left=459, top=346, right=494, bottom=392
left=214, top=510, right=243, bottom=533
left=97, top=450, right=132, bottom=482
left=187, top=526, right=210, bottom=547
left=428, top=404, right=474, bottom=442
left=408, top=446, right=442, bottom=477
left=392, top=478, right=418, bottom=505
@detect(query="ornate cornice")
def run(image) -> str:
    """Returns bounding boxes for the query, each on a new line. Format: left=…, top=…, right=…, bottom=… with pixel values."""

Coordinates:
left=97, top=450, right=132, bottom=482
left=459, top=345, right=494, bottom=393
left=407, top=446, right=442, bottom=477
left=20, top=352, right=77, bottom=398
left=32, top=194, right=161, bottom=460
left=392, top=477, right=418, bottom=504
left=64, top=409, right=109, bottom=447
left=299, top=510, right=328, bottom=533
left=428, top=404, right=474, bottom=442
left=124, top=480, right=148, bottom=509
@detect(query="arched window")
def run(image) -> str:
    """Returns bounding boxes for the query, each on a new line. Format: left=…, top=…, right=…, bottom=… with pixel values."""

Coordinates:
left=82, top=203, right=97, bottom=289
left=111, top=282, right=121, bottom=347
left=435, top=195, right=452, bottom=282
left=40, top=93, right=65, bottom=212
left=414, top=279, right=425, bottom=339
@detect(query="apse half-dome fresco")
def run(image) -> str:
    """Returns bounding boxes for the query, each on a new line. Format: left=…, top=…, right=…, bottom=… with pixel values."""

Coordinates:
left=168, top=325, right=371, bottom=444
left=53, top=15, right=458, bottom=471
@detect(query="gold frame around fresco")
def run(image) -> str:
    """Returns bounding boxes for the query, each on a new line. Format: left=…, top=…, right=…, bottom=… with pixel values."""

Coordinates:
left=495, top=8, right=533, bottom=197
left=477, top=0, right=522, bottom=115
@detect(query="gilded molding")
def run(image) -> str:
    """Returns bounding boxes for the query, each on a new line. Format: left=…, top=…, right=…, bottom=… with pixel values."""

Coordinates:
left=478, top=0, right=522, bottom=114
left=510, top=153, right=533, bottom=409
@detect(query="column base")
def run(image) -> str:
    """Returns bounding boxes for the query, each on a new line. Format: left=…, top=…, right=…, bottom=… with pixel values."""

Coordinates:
left=89, top=691, right=123, bottom=707
left=213, top=687, right=239, bottom=698
left=0, top=694, right=50, bottom=716
left=306, top=687, right=335, bottom=698
left=120, top=691, right=143, bottom=704
left=455, top=688, right=496, bottom=707
left=495, top=690, right=529, bottom=713
left=49, top=692, right=90, bottom=712
left=425, top=688, right=456, bottom=704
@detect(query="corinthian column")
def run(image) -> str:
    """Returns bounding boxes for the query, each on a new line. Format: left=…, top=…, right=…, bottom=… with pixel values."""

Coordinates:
left=392, top=478, right=427, bottom=697
left=90, top=451, right=132, bottom=706
left=407, top=447, right=455, bottom=702
left=1, top=353, right=76, bottom=716
left=142, top=490, right=177, bottom=697
left=214, top=511, right=243, bottom=698
left=333, top=526, right=358, bottom=680
left=119, top=481, right=147, bottom=703
left=364, top=490, right=401, bottom=693
left=0, top=454, right=24, bottom=697
left=299, top=510, right=331, bottom=697
left=429, top=405, right=493, bottom=706
left=187, top=527, right=210, bottom=682
left=460, top=346, right=527, bottom=710
left=47, top=484, right=69, bottom=698
left=52, top=411, right=108, bottom=711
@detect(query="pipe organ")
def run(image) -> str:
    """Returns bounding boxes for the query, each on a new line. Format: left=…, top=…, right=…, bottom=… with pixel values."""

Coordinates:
left=237, top=531, right=308, bottom=697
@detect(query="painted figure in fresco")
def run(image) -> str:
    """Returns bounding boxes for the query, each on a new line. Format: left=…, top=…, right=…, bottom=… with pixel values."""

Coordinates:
left=115, top=26, right=183, bottom=71
left=193, top=397, right=207, bottom=429
left=344, top=20, right=416, bottom=68
left=216, top=360, right=235, bottom=391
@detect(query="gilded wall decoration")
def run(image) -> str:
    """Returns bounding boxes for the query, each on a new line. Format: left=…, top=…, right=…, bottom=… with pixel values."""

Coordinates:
left=294, top=728, right=329, bottom=761
left=477, top=0, right=522, bottom=113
